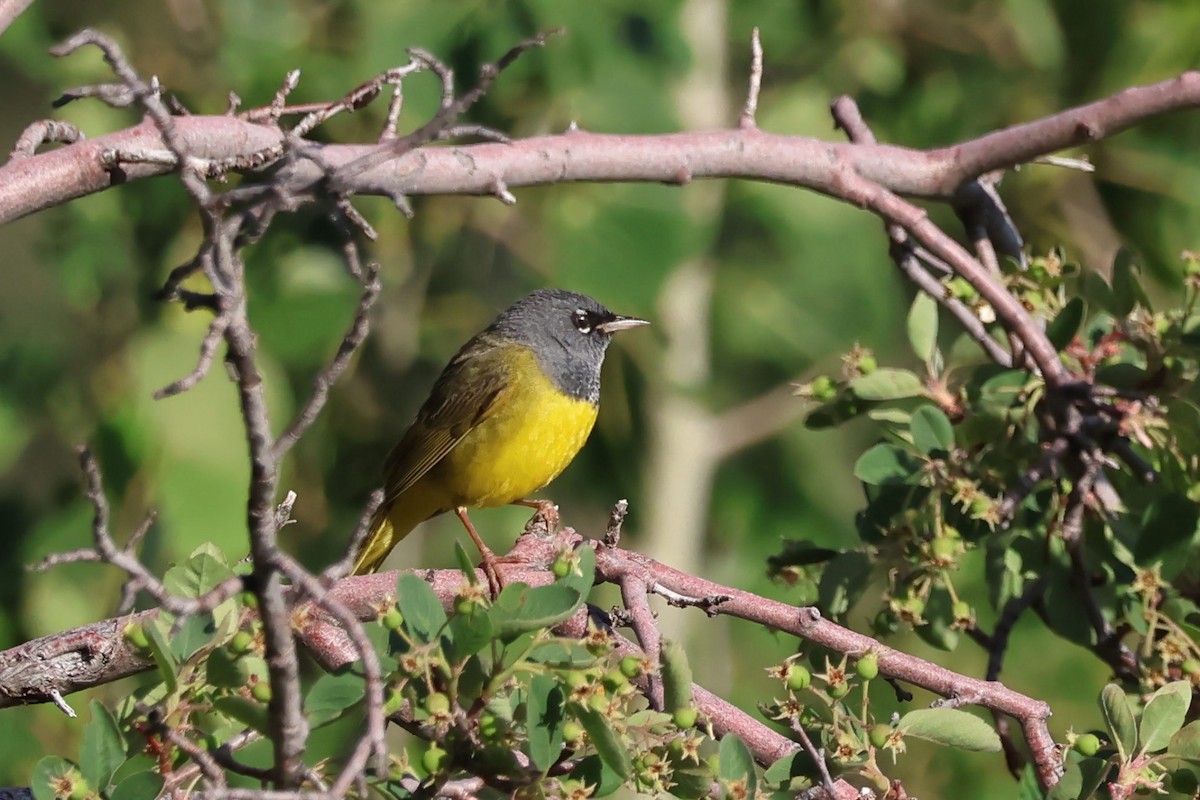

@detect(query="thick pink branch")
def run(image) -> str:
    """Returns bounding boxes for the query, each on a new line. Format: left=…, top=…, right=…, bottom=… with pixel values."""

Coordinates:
left=1, top=70, right=1197, bottom=226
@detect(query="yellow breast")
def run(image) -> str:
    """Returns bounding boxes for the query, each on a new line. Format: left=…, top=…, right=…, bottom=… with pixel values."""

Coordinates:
left=431, top=348, right=599, bottom=508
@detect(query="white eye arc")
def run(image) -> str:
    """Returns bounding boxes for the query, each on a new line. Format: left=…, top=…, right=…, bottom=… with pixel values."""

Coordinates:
left=572, top=309, right=592, bottom=334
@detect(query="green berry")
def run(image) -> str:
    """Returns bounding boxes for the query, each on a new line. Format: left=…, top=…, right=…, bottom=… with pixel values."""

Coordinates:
left=454, top=595, right=475, bottom=615
left=562, top=720, right=584, bottom=744
left=551, top=554, right=572, bottom=579
left=828, top=682, right=850, bottom=699
left=868, top=724, right=891, bottom=749
left=422, top=743, right=448, bottom=774
left=672, top=707, right=698, bottom=729
left=786, top=664, right=811, bottom=691
left=229, top=630, right=255, bottom=655
left=251, top=682, right=272, bottom=703
left=809, top=375, right=838, bottom=402
left=1073, top=733, right=1101, bottom=757
left=426, top=692, right=451, bottom=715
left=587, top=692, right=610, bottom=715
left=858, top=355, right=878, bottom=374
left=603, top=669, right=629, bottom=692
left=382, top=607, right=404, bottom=631
left=619, top=655, right=644, bottom=679
left=564, top=670, right=591, bottom=691
left=1182, top=659, right=1200, bottom=676
left=953, top=601, right=973, bottom=622
left=855, top=652, right=879, bottom=680
left=930, top=536, right=958, bottom=560
left=68, top=775, right=90, bottom=800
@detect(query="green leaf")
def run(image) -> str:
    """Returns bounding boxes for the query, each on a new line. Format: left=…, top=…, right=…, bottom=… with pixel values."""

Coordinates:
left=1112, top=247, right=1151, bottom=315
left=396, top=573, right=447, bottom=643
left=1076, top=755, right=1112, bottom=800
left=569, top=754, right=624, bottom=797
left=763, top=751, right=809, bottom=790
left=169, top=612, right=216, bottom=662
left=1169, top=720, right=1200, bottom=762
left=144, top=618, right=178, bottom=694
left=907, top=292, right=939, bottom=363
left=717, top=734, right=757, bottom=799
left=453, top=541, right=479, bottom=585
left=1101, top=683, right=1138, bottom=759
left=31, top=756, right=78, bottom=800
left=1016, top=764, right=1043, bottom=800
left=214, top=695, right=271, bottom=736
left=1045, top=758, right=1083, bottom=800
left=660, top=639, right=694, bottom=715
left=668, top=763, right=714, bottom=799
left=110, top=769, right=165, bottom=800
left=1046, top=297, right=1086, bottom=349
left=1081, top=270, right=1118, bottom=316
left=576, top=706, right=631, bottom=780
left=488, top=584, right=583, bottom=640
left=164, top=550, right=236, bottom=597
left=555, top=544, right=596, bottom=599
left=80, top=701, right=126, bottom=791
left=910, top=405, right=954, bottom=454
left=206, top=647, right=248, bottom=689
left=849, top=368, right=925, bottom=400
left=307, top=668, right=366, bottom=728
left=854, top=443, right=918, bottom=485
left=1140, top=680, right=1192, bottom=753
left=1133, top=493, right=1200, bottom=569
left=977, top=370, right=1031, bottom=409
left=444, top=611, right=495, bottom=664
left=526, top=674, right=565, bottom=773
left=817, top=551, right=872, bottom=619
left=913, top=585, right=959, bottom=651
left=896, top=708, right=1001, bottom=751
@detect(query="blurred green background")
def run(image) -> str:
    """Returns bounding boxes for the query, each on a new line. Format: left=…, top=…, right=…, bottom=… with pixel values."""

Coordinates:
left=1, top=0, right=1198, bottom=794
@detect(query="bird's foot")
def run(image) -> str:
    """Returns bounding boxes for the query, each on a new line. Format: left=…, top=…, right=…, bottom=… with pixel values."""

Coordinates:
left=480, top=550, right=505, bottom=599
left=515, top=498, right=559, bottom=536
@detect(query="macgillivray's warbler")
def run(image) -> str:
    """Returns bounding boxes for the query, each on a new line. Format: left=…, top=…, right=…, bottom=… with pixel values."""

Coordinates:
left=351, top=288, right=649, bottom=582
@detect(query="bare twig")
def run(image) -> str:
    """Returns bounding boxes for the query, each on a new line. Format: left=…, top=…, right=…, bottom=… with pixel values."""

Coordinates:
left=791, top=719, right=837, bottom=798
left=739, top=27, right=763, bottom=129
left=9, top=120, right=84, bottom=160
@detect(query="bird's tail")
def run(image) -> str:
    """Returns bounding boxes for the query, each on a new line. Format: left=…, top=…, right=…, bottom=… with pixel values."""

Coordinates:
left=350, top=503, right=399, bottom=575
left=350, top=495, right=434, bottom=575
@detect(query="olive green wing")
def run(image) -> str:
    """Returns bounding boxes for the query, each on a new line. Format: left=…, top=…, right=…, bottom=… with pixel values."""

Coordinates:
left=379, top=338, right=509, bottom=508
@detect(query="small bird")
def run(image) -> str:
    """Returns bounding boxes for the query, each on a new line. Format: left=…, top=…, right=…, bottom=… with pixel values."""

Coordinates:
left=351, top=288, right=649, bottom=581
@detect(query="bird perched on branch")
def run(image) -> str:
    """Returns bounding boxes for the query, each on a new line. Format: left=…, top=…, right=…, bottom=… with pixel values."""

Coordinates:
left=351, top=288, right=648, bottom=585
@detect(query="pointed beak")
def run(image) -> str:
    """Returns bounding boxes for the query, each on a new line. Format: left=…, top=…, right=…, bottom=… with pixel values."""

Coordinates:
left=596, top=315, right=650, bottom=334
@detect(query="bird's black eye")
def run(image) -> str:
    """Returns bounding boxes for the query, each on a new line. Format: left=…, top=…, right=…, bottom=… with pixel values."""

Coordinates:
left=572, top=309, right=593, bottom=334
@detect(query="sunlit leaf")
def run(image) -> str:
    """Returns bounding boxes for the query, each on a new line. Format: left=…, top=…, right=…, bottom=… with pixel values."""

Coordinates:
left=1101, top=684, right=1138, bottom=759
left=396, top=573, right=447, bottom=643
left=849, top=368, right=925, bottom=400
left=897, top=708, right=1001, bottom=751
left=717, top=734, right=757, bottom=798
left=910, top=404, right=954, bottom=454
left=1140, top=680, right=1191, bottom=753
left=80, top=701, right=126, bottom=791
left=526, top=674, right=565, bottom=773
left=907, top=292, right=939, bottom=363
left=854, top=443, right=918, bottom=485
